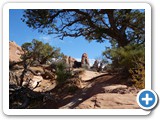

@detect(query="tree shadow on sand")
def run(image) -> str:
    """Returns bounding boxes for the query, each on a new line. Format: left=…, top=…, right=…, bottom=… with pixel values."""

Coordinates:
left=58, top=74, right=126, bottom=109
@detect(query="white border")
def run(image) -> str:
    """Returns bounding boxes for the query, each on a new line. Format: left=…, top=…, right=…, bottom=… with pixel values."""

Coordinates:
left=3, top=3, right=151, bottom=115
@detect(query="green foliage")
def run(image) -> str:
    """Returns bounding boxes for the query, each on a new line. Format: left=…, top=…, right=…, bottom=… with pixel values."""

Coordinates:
left=67, top=85, right=79, bottom=93
left=103, top=43, right=145, bottom=88
left=54, top=61, right=72, bottom=84
left=103, top=44, right=145, bottom=71
left=21, top=9, right=146, bottom=88
left=129, top=57, right=145, bottom=89
left=21, top=39, right=63, bottom=64
left=22, top=9, right=144, bottom=47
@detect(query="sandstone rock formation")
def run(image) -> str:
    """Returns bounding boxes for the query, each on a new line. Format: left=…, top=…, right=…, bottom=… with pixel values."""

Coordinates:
left=81, top=53, right=89, bottom=68
left=63, top=53, right=90, bottom=69
left=92, top=60, right=99, bottom=71
left=9, top=41, right=139, bottom=109
left=9, top=41, right=24, bottom=62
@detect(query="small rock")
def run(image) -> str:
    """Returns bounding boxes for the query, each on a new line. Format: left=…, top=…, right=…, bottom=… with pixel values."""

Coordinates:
left=29, top=76, right=43, bottom=89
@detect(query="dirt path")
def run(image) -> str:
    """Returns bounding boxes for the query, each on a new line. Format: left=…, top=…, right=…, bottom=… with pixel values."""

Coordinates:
left=79, top=70, right=106, bottom=81
left=59, top=74, right=139, bottom=109
left=59, top=74, right=115, bottom=109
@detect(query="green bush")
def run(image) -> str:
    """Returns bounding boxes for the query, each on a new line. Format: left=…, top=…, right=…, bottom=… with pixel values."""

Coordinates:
left=103, top=44, right=144, bottom=73
left=129, top=57, right=145, bottom=89
left=103, top=44, right=145, bottom=88
left=54, top=61, right=72, bottom=84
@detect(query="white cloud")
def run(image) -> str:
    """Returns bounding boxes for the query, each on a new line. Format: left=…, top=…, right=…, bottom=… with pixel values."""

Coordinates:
left=39, top=35, right=52, bottom=41
left=38, top=35, right=64, bottom=45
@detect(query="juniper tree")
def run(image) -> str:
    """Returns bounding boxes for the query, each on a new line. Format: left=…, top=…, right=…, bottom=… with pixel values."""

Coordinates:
left=22, top=9, right=144, bottom=47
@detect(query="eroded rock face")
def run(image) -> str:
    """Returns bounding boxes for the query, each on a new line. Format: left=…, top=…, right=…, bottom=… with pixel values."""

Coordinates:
left=81, top=53, right=90, bottom=68
left=63, top=53, right=90, bottom=69
left=9, top=41, right=24, bottom=62
left=92, top=60, right=99, bottom=71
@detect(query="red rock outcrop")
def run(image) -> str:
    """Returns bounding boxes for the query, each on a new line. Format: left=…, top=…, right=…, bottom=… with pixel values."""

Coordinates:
left=9, top=41, right=24, bottom=62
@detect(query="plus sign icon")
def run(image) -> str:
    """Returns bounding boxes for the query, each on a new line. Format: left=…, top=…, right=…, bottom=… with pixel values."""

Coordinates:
left=137, top=89, right=158, bottom=110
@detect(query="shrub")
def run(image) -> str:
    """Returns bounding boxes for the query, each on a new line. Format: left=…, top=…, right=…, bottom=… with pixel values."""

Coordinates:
left=129, top=57, right=145, bottom=89
left=103, top=44, right=144, bottom=74
left=54, top=61, right=72, bottom=84
left=103, top=44, right=145, bottom=88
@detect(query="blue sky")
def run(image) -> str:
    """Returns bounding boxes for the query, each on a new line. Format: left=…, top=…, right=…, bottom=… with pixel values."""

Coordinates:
left=9, top=9, right=111, bottom=62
